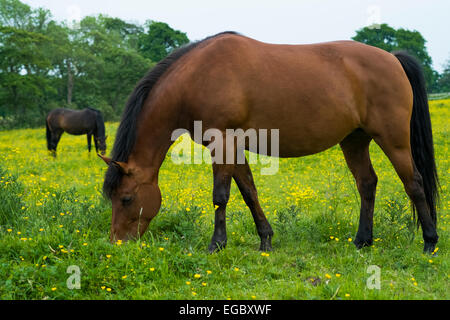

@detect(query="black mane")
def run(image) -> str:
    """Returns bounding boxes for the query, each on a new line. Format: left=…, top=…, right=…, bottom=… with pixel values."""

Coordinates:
left=103, top=31, right=239, bottom=199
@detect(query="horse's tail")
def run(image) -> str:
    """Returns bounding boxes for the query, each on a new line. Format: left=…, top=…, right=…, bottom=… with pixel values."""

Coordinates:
left=46, top=117, right=52, bottom=151
left=394, top=51, right=439, bottom=226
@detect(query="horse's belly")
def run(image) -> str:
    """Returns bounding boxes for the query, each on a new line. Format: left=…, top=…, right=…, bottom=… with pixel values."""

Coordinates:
left=242, top=104, right=359, bottom=158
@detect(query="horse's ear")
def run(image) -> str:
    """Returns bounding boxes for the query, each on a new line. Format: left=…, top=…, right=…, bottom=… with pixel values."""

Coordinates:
left=112, top=161, right=130, bottom=175
left=98, top=154, right=112, bottom=166
left=97, top=154, right=129, bottom=174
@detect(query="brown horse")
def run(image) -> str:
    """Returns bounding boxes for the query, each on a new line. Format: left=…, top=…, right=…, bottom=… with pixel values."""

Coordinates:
left=46, top=108, right=107, bottom=156
left=100, top=32, right=439, bottom=253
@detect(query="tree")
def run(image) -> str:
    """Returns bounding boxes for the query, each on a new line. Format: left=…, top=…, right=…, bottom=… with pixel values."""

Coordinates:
left=138, top=21, right=189, bottom=62
left=437, top=58, right=450, bottom=92
left=353, top=24, right=439, bottom=92
left=0, top=0, right=189, bottom=127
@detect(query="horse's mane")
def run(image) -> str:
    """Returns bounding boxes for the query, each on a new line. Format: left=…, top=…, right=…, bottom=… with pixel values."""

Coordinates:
left=103, top=31, right=239, bottom=199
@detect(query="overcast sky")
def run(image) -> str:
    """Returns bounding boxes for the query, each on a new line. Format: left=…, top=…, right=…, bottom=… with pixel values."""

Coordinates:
left=23, top=0, right=450, bottom=72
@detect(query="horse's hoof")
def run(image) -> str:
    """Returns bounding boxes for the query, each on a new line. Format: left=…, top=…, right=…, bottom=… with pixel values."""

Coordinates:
left=208, top=240, right=227, bottom=254
left=259, top=236, right=273, bottom=252
left=423, top=242, right=437, bottom=254
left=354, top=237, right=373, bottom=249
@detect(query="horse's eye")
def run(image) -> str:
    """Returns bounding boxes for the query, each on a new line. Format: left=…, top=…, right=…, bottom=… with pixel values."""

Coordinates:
left=121, top=196, right=133, bottom=206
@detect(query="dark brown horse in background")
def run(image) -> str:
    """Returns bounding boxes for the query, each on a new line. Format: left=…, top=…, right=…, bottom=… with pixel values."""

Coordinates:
left=46, top=107, right=107, bottom=156
left=100, top=32, right=439, bottom=254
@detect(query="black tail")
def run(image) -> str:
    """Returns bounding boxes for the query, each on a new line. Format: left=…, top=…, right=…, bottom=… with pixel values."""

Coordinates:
left=46, top=118, right=52, bottom=151
left=394, top=51, right=439, bottom=226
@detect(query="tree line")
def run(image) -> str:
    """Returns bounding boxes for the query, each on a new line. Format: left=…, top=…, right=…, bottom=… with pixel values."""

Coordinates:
left=0, top=0, right=189, bottom=128
left=1, top=0, right=449, bottom=129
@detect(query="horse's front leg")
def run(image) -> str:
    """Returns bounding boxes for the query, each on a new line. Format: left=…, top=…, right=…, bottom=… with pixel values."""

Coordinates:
left=233, top=157, right=273, bottom=251
left=93, top=135, right=99, bottom=153
left=87, top=134, right=92, bottom=152
left=209, top=163, right=235, bottom=253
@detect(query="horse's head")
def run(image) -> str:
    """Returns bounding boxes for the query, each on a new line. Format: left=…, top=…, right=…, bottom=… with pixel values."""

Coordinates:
left=96, top=136, right=107, bottom=155
left=99, top=155, right=161, bottom=243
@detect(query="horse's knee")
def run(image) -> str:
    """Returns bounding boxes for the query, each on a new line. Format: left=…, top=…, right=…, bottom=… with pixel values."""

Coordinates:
left=357, top=175, right=378, bottom=201
left=213, top=187, right=230, bottom=207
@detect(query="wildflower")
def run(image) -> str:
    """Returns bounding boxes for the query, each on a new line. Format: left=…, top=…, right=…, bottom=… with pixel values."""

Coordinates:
left=7, top=229, right=12, bottom=232
left=206, top=270, right=212, bottom=275
left=345, top=293, right=350, bottom=297
left=202, top=282, right=207, bottom=286
left=116, top=240, right=122, bottom=246
left=82, top=242, right=88, bottom=246
left=348, top=238, right=352, bottom=242
left=106, top=255, right=112, bottom=259
left=51, top=287, right=57, bottom=291
left=192, top=292, right=197, bottom=296
left=122, top=275, right=127, bottom=279
left=325, top=274, right=332, bottom=279
left=149, top=268, right=155, bottom=272
left=194, top=274, right=201, bottom=279
left=234, top=267, right=240, bottom=272
left=335, top=273, right=341, bottom=278
left=101, top=286, right=105, bottom=290
left=159, top=247, right=164, bottom=252
left=428, top=259, right=433, bottom=264
left=186, top=281, right=191, bottom=285
left=106, top=288, right=112, bottom=292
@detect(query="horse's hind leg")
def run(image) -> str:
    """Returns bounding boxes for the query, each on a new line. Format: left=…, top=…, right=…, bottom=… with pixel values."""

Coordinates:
left=233, top=156, right=274, bottom=251
left=340, top=129, right=378, bottom=248
left=209, top=163, right=235, bottom=253
left=373, top=133, right=438, bottom=252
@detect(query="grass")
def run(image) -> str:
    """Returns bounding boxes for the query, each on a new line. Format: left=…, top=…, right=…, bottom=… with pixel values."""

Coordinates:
left=0, top=99, right=448, bottom=300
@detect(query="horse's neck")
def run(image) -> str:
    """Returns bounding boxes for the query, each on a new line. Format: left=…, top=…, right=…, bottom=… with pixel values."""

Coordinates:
left=129, top=98, right=179, bottom=178
left=91, top=113, right=102, bottom=138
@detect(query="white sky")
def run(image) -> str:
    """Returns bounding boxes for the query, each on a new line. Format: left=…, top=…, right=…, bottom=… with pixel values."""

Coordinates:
left=23, top=0, right=450, bottom=72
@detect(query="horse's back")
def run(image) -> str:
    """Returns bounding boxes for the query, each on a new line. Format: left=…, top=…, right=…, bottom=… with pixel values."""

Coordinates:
left=47, top=108, right=96, bottom=135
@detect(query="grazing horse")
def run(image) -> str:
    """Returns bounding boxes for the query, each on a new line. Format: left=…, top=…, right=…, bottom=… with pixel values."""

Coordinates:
left=46, top=108, right=107, bottom=156
left=100, top=32, right=439, bottom=254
